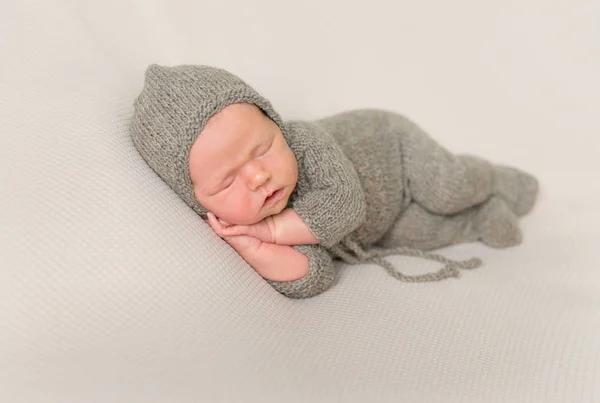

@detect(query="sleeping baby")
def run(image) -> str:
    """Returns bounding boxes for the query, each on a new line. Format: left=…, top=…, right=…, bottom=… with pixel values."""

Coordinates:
left=130, top=64, right=538, bottom=299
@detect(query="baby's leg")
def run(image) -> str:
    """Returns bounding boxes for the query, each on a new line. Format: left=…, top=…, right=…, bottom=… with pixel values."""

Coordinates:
left=400, top=117, right=538, bottom=217
left=378, top=197, right=522, bottom=251
left=401, top=120, right=494, bottom=215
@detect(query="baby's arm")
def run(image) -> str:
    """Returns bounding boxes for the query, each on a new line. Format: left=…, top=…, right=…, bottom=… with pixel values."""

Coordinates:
left=220, top=208, right=318, bottom=245
left=290, top=121, right=366, bottom=248
left=208, top=213, right=309, bottom=282
left=208, top=213, right=336, bottom=298
left=236, top=241, right=310, bottom=282
left=267, top=244, right=337, bottom=298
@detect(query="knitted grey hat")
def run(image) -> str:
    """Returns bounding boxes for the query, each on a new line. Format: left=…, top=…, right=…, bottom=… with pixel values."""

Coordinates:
left=130, top=64, right=286, bottom=215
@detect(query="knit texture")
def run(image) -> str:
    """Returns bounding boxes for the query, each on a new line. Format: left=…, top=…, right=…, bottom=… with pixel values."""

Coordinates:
left=267, top=244, right=337, bottom=299
left=130, top=64, right=539, bottom=299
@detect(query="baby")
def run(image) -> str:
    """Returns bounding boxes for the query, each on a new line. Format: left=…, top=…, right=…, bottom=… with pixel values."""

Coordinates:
left=130, top=64, right=539, bottom=299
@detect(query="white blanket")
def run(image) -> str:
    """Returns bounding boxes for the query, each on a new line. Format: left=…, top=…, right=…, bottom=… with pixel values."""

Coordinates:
left=1, top=1, right=599, bottom=402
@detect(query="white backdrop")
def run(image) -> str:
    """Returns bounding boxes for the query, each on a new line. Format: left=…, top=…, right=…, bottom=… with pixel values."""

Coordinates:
left=1, top=1, right=599, bottom=402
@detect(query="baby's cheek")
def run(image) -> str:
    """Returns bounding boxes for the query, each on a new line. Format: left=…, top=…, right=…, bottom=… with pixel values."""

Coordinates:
left=283, top=150, right=298, bottom=180
left=270, top=154, right=292, bottom=180
left=227, top=191, right=261, bottom=224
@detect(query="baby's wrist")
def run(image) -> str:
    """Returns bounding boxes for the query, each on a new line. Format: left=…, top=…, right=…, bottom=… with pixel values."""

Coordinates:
left=264, top=216, right=277, bottom=243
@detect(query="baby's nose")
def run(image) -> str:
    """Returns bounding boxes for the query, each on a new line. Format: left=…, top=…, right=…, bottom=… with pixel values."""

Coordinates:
left=243, top=161, right=271, bottom=190
left=249, top=171, right=271, bottom=190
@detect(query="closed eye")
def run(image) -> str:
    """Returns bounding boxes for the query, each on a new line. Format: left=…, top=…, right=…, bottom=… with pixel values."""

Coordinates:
left=221, top=175, right=235, bottom=189
left=257, top=141, right=273, bottom=158
left=209, top=175, right=234, bottom=195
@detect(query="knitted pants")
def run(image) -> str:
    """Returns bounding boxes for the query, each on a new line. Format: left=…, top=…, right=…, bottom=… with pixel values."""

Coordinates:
left=378, top=122, right=538, bottom=251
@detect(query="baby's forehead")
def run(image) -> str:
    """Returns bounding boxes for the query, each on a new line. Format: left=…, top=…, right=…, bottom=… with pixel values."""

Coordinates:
left=189, top=106, right=268, bottom=174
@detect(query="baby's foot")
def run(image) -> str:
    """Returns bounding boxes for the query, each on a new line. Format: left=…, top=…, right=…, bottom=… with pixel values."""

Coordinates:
left=493, top=165, right=539, bottom=217
left=475, top=196, right=522, bottom=248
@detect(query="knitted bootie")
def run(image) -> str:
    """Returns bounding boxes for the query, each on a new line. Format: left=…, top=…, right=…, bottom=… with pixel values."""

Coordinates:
left=493, top=165, right=539, bottom=217
left=475, top=196, right=522, bottom=248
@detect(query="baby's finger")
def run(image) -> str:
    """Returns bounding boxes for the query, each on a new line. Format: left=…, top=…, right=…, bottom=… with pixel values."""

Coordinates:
left=221, top=225, right=244, bottom=236
left=218, top=218, right=231, bottom=227
left=207, top=212, right=223, bottom=235
left=223, top=234, right=261, bottom=251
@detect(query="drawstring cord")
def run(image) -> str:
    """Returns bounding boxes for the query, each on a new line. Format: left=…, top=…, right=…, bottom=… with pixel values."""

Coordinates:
left=328, top=238, right=482, bottom=282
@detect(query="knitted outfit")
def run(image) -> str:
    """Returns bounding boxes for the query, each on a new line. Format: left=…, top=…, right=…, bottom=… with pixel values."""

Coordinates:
left=130, top=64, right=539, bottom=299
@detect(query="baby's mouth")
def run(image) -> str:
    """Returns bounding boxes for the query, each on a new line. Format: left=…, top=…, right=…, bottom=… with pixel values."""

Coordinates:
left=263, top=188, right=284, bottom=206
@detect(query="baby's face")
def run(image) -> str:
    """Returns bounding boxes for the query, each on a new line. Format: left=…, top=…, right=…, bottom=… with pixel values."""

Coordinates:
left=188, top=103, right=298, bottom=225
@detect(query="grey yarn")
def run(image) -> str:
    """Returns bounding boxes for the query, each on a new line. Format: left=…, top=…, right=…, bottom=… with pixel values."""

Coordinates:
left=329, top=238, right=482, bottom=282
left=131, top=64, right=539, bottom=299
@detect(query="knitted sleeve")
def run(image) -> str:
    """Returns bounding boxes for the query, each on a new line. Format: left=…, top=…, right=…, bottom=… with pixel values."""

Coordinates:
left=267, top=244, right=337, bottom=299
left=290, top=122, right=367, bottom=248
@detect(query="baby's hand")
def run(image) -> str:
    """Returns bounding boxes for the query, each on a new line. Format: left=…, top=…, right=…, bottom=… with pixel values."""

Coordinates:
left=207, top=212, right=263, bottom=252
left=218, top=215, right=277, bottom=244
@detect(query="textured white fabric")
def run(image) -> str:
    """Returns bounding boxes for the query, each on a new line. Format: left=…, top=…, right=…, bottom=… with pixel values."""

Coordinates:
left=1, top=1, right=599, bottom=402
